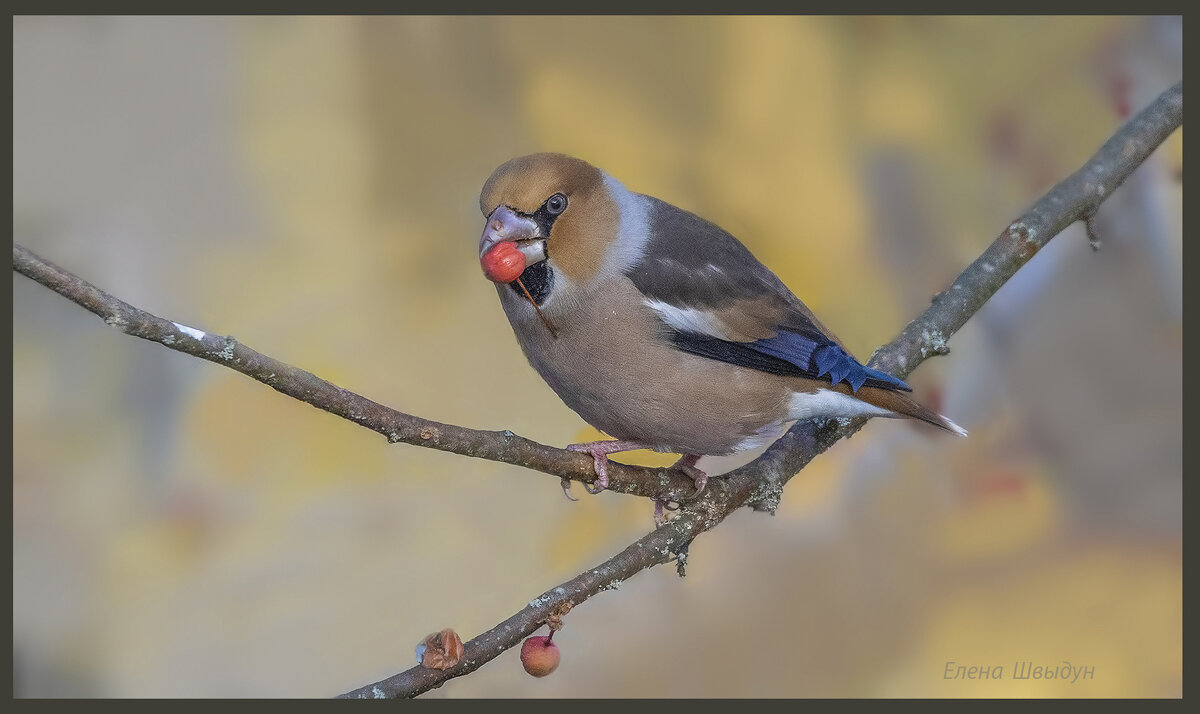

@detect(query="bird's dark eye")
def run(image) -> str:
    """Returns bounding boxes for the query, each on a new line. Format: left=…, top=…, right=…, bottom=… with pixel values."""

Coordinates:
left=545, top=193, right=567, bottom=215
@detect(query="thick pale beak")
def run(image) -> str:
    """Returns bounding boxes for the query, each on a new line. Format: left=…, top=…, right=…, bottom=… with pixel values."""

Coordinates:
left=479, top=206, right=547, bottom=266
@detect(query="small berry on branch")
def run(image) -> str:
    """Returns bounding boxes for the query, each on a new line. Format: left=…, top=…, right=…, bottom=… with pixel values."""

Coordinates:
left=520, top=633, right=561, bottom=677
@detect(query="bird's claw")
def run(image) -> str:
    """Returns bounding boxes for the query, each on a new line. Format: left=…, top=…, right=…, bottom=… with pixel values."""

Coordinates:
left=673, top=455, right=708, bottom=497
left=653, top=499, right=681, bottom=527
left=564, top=442, right=695, bottom=523
left=559, top=478, right=579, bottom=501
left=568, top=443, right=610, bottom=494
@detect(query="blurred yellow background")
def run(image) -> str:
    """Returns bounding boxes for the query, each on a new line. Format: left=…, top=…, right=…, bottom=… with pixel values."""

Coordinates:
left=12, top=16, right=1181, bottom=697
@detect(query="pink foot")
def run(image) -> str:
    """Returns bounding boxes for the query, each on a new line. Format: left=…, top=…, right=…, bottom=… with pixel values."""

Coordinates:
left=567, top=439, right=650, bottom=495
left=673, top=454, right=708, bottom=496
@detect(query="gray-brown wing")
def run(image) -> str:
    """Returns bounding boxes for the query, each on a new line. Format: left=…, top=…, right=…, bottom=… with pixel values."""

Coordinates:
left=625, top=196, right=910, bottom=392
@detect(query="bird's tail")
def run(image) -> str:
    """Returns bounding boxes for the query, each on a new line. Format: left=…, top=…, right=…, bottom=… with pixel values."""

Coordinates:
left=853, top=385, right=968, bottom=437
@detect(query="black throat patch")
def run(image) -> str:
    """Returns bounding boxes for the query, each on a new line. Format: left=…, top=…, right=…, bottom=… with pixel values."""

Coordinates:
left=508, top=259, right=553, bottom=305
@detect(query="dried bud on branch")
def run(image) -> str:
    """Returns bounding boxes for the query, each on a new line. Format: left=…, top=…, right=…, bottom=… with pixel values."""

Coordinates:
left=417, top=628, right=464, bottom=670
left=545, top=600, right=573, bottom=632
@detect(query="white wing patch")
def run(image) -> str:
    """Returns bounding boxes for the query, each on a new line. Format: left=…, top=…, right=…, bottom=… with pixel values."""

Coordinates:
left=643, top=299, right=731, bottom=340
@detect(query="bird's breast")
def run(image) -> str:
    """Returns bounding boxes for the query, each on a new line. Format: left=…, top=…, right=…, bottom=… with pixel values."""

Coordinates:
left=498, top=275, right=792, bottom=455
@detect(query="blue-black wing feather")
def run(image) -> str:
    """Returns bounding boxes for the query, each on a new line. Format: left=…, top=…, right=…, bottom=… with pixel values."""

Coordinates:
left=670, top=330, right=911, bottom=393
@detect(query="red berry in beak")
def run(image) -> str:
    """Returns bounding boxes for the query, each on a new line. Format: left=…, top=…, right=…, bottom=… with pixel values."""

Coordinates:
left=481, top=242, right=526, bottom=283
left=520, top=635, right=561, bottom=677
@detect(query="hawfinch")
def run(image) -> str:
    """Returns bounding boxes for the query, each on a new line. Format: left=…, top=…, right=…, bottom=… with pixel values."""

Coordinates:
left=478, top=153, right=965, bottom=503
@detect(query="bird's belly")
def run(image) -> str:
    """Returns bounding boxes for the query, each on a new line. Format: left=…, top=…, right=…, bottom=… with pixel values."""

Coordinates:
left=513, top=312, right=791, bottom=455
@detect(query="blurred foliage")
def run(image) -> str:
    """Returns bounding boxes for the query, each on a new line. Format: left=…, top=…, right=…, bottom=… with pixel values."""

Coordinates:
left=13, top=16, right=1181, bottom=697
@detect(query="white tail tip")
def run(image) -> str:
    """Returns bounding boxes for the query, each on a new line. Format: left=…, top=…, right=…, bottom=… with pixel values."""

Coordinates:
left=941, top=415, right=969, bottom=437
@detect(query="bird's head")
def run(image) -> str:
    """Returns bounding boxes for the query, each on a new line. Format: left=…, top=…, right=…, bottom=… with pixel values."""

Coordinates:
left=479, top=153, right=629, bottom=292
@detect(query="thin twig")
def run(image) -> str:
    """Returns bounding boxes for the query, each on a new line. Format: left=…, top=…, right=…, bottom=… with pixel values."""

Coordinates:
left=515, top=275, right=559, bottom=338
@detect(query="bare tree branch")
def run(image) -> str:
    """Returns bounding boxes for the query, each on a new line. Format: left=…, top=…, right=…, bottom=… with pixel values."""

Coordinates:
left=335, top=80, right=1181, bottom=698
left=13, top=81, right=1181, bottom=699
left=10, top=244, right=700, bottom=504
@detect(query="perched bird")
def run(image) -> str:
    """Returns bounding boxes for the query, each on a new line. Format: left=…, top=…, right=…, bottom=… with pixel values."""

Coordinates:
left=477, top=153, right=965, bottom=507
